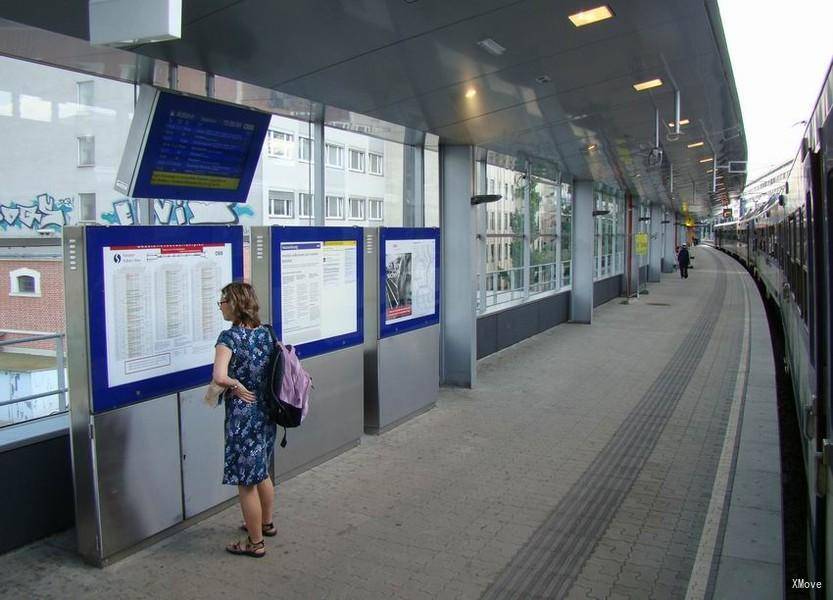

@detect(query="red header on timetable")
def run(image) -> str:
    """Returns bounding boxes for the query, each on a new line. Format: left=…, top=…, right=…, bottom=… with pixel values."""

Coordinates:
left=108, top=243, right=225, bottom=252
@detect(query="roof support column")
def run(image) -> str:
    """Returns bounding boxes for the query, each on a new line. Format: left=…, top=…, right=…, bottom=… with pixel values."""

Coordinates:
left=625, top=193, right=637, bottom=298
left=648, top=204, right=662, bottom=282
left=403, top=143, right=425, bottom=227
left=313, top=119, right=325, bottom=226
left=661, top=210, right=676, bottom=272
left=439, top=145, right=478, bottom=387
left=570, top=179, right=594, bottom=323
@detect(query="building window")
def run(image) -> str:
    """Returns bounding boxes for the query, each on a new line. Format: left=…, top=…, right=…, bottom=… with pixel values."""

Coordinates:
left=325, top=195, right=344, bottom=219
left=9, top=268, right=41, bottom=297
left=326, top=144, right=344, bottom=168
left=268, top=190, right=294, bottom=218
left=267, top=130, right=294, bottom=158
left=298, top=137, right=312, bottom=162
left=368, top=152, right=383, bottom=176
left=77, top=136, right=95, bottom=166
left=77, top=80, right=94, bottom=108
left=78, top=193, right=96, bottom=221
left=348, top=196, right=365, bottom=220
left=298, top=193, right=314, bottom=218
left=348, top=149, right=365, bottom=173
left=368, top=198, right=383, bottom=221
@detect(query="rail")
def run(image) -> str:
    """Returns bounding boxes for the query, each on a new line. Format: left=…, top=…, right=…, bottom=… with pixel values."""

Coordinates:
left=0, top=333, right=67, bottom=426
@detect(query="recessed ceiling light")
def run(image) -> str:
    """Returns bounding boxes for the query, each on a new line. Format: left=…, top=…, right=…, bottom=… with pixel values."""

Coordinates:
left=465, top=88, right=477, bottom=99
left=706, top=169, right=714, bottom=173
left=587, top=144, right=597, bottom=151
left=568, top=5, right=614, bottom=27
left=668, top=119, right=691, bottom=127
left=699, top=157, right=713, bottom=163
left=687, top=141, right=704, bottom=148
left=477, top=38, right=506, bottom=56
left=633, top=78, right=663, bottom=92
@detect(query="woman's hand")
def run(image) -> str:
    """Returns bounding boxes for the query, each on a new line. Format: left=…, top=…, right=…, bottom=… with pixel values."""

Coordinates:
left=231, top=381, right=255, bottom=403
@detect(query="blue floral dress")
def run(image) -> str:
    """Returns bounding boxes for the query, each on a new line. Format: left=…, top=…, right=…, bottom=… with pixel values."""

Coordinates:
left=216, top=325, right=277, bottom=486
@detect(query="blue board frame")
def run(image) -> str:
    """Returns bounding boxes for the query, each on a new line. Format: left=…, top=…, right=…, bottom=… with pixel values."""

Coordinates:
left=131, top=90, right=270, bottom=202
left=271, top=226, right=364, bottom=359
left=85, top=226, right=244, bottom=413
left=379, top=227, right=441, bottom=339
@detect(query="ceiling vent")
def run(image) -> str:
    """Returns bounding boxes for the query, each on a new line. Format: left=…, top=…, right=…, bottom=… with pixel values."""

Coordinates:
left=535, top=75, right=551, bottom=84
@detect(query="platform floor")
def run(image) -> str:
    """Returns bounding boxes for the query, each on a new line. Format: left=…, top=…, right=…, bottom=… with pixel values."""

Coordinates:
left=0, top=246, right=782, bottom=599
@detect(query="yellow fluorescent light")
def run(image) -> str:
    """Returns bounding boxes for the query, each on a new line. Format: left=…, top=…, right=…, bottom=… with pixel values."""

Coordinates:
left=668, top=119, right=690, bottom=127
left=465, top=88, right=477, bottom=99
left=587, top=144, right=597, bottom=151
left=706, top=169, right=714, bottom=173
left=687, top=141, right=704, bottom=148
left=568, top=5, right=614, bottom=27
left=699, top=157, right=713, bottom=163
left=633, top=78, right=663, bottom=91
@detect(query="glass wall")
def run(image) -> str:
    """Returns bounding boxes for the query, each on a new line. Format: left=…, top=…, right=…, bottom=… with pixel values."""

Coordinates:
left=479, top=160, right=572, bottom=314
left=593, top=184, right=625, bottom=281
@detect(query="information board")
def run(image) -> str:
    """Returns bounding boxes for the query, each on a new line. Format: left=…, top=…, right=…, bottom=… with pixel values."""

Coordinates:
left=271, top=227, right=363, bottom=358
left=379, top=228, right=440, bottom=338
left=635, top=232, right=649, bottom=256
left=86, top=226, right=244, bottom=412
left=115, top=86, right=270, bottom=203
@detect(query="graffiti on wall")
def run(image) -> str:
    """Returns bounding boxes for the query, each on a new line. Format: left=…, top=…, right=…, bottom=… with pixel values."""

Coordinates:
left=0, top=194, right=73, bottom=230
left=101, top=199, right=255, bottom=225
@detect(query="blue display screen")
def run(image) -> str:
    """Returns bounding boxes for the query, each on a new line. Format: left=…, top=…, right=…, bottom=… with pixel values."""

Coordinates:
left=270, top=227, right=364, bottom=359
left=85, top=226, right=244, bottom=413
left=131, top=90, right=270, bottom=202
left=379, top=227, right=441, bottom=339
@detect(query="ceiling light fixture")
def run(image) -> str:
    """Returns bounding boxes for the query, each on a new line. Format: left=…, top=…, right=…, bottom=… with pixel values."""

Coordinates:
left=699, top=157, right=713, bottom=163
left=706, top=169, right=714, bottom=173
left=633, top=78, right=663, bottom=92
left=687, top=141, right=704, bottom=148
left=668, top=119, right=690, bottom=127
left=477, top=38, right=506, bottom=56
left=587, top=144, right=597, bottom=151
left=465, top=88, right=477, bottom=99
left=568, top=5, right=614, bottom=27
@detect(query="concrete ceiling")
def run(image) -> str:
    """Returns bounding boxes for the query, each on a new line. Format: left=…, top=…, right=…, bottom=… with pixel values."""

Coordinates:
left=0, top=0, right=746, bottom=217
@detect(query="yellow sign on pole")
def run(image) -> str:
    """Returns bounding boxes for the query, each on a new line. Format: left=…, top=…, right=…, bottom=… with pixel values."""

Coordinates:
left=635, top=232, right=649, bottom=256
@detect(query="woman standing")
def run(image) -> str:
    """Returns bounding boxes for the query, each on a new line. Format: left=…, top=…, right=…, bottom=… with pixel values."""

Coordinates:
left=212, top=282, right=277, bottom=558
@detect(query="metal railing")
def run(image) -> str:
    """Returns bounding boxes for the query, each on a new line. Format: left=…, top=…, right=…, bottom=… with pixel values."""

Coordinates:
left=0, top=333, right=67, bottom=426
left=478, top=261, right=571, bottom=312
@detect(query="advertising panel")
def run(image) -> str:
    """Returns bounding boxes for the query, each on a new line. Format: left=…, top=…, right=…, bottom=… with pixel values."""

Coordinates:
left=85, top=226, right=244, bottom=412
left=635, top=233, right=649, bottom=256
left=271, top=227, right=363, bottom=358
left=379, top=228, right=440, bottom=338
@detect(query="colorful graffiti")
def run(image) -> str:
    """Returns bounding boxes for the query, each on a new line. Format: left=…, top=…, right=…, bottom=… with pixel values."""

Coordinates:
left=101, top=199, right=254, bottom=225
left=0, top=194, right=73, bottom=230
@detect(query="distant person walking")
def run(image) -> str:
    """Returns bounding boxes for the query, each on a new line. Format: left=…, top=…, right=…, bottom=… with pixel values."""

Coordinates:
left=213, top=282, right=277, bottom=558
left=678, top=244, right=690, bottom=279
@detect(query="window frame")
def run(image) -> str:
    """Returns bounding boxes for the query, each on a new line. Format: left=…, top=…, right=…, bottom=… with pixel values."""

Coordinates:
left=77, top=135, right=95, bottom=167
left=325, top=195, right=345, bottom=219
left=9, top=268, right=41, bottom=297
left=348, top=148, right=366, bottom=173
left=368, top=197, right=384, bottom=221
left=368, top=152, right=384, bottom=176
left=298, top=192, right=314, bottom=218
left=78, top=192, right=96, bottom=221
left=267, top=189, right=295, bottom=218
left=348, top=196, right=366, bottom=220
left=325, top=143, right=345, bottom=169
left=266, top=129, right=295, bottom=159
left=297, top=136, right=313, bottom=163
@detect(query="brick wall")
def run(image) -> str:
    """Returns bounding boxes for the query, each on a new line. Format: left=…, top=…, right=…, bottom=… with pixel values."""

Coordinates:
left=0, top=259, right=66, bottom=353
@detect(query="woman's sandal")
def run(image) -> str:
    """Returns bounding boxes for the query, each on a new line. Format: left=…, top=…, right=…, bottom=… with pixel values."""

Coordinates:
left=239, top=521, right=277, bottom=537
left=225, top=536, right=266, bottom=558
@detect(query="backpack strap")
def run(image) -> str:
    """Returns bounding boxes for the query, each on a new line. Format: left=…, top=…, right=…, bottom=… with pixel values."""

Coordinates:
left=265, top=324, right=288, bottom=448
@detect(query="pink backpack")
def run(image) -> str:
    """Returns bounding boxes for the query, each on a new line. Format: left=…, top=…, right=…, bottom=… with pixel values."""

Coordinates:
left=263, top=325, right=312, bottom=447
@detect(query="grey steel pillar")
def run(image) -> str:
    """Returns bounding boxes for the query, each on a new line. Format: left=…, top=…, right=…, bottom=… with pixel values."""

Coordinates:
left=403, top=144, right=425, bottom=227
left=662, top=211, right=676, bottom=272
left=648, top=204, right=662, bottom=282
left=625, top=194, right=638, bottom=297
left=570, top=180, right=594, bottom=323
left=440, top=145, right=477, bottom=387
left=313, top=120, right=325, bottom=226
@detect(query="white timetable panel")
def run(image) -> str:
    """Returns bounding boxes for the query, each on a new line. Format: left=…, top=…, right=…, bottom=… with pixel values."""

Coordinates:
left=102, top=243, right=233, bottom=387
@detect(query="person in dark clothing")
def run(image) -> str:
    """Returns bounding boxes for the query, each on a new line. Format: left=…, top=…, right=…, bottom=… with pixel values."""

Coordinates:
left=678, top=244, right=690, bottom=279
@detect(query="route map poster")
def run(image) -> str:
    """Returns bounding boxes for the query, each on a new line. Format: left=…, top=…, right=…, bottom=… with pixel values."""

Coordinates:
left=279, top=240, right=358, bottom=346
left=384, top=238, right=436, bottom=325
left=101, top=242, right=233, bottom=388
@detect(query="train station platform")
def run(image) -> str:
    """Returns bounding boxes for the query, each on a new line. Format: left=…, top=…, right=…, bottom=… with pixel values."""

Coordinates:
left=0, top=246, right=782, bottom=600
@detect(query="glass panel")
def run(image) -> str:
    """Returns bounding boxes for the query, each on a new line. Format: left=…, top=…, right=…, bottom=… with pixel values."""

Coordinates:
left=268, top=190, right=294, bottom=218
left=530, top=178, right=558, bottom=295
left=561, top=182, right=573, bottom=287
left=261, top=116, right=314, bottom=226
left=424, top=147, right=439, bottom=227
left=482, top=163, right=525, bottom=309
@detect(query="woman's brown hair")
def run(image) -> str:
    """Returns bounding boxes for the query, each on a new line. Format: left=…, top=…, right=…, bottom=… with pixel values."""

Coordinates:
left=220, top=282, right=262, bottom=328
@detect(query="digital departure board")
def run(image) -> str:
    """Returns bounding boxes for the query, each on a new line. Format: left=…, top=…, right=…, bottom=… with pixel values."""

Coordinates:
left=115, top=85, right=270, bottom=203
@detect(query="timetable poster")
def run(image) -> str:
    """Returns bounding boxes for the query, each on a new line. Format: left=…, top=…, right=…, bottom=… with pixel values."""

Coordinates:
left=280, top=240, right=358, bottom=346
left=102, top=242, right=233, bottom=388
left=384, top=238, right=436, bottom=325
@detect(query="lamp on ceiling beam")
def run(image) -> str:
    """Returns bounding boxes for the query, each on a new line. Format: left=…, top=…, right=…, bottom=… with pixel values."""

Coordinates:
left=89, top=0, right=181, bottom=46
